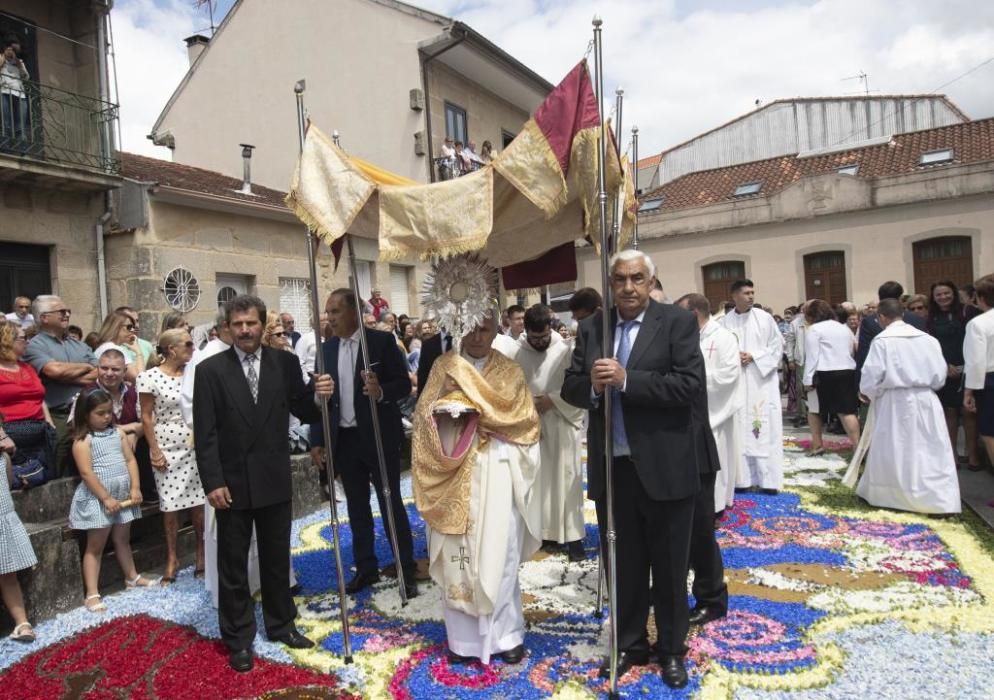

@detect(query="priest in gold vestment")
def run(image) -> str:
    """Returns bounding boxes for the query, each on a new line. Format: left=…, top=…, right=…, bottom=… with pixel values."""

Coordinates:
left=413, top=309, right=541, bottom=665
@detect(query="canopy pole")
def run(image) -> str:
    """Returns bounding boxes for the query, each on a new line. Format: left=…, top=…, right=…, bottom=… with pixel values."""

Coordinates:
left=592, top=16, right=620, bottom=700
left=610, top=87, right=624, bottom=257
left=631, top=126, right=639, bottom=250
left=295, top=79, right=353, bottom=663
left=345, top=234, right=410, bottom=607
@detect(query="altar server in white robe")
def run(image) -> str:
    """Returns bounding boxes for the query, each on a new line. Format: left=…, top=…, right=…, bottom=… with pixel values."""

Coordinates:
left=719, top=279, right=785, bottom=493
left=679, top=293, right=744, bottom=512
left=414, top=302, right=541, bottom=666
left=504, top=304, right=586, bottom=560
left=856, top=299, right=960, bottom=514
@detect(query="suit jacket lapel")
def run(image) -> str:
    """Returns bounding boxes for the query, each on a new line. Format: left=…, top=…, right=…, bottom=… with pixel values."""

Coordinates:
left=222, top=348, right=256, bottom=426
left=626, top=302, right=662, bottom=369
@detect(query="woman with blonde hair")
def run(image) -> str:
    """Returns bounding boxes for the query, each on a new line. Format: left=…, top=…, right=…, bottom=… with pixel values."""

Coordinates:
left=137, top=328, right=205, bottom=583
left=906, top=294, right=928, bottom=321
left=262, top=311, right=291, bottom=351
left=95, top=311, right=145, bottom=381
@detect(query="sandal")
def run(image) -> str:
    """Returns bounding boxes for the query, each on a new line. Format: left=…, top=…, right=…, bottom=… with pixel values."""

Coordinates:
left=84, top=595, right=107, bottom=613
left=805, top=447, right=826, bottom=457
left=126, top=574, right=161, bottom=588
left=193, top=568, right=205, bottom=580
left=9, top=622, right=35, bottom=643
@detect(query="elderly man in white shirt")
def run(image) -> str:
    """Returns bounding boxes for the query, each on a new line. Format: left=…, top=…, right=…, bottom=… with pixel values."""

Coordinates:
left=964, top=274, right=994, bottom=466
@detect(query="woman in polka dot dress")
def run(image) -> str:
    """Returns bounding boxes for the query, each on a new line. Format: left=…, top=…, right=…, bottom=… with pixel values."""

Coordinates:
left=138, top=328, right=205, bottom=584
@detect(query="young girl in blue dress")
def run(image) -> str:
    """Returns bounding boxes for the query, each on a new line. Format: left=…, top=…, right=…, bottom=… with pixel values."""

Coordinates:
left=69, top=389, right=158, bottom=612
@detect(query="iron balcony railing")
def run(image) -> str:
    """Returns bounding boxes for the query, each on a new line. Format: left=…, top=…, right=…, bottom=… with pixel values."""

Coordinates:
left=0, top=76, right=120, bottom=176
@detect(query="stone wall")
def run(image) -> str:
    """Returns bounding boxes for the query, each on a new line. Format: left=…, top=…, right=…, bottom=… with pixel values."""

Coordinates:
left=0, top=183, right=104, bottom=331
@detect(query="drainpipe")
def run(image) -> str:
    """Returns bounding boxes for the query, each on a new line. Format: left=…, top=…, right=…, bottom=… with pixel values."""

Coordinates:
left=420, top=27, right=467, bottom=182
left=94, top=0, right=114, bottom=319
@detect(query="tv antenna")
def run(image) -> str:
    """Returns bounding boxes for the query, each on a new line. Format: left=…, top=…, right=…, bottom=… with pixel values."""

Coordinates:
left=842, top=70, right=870, bottom=96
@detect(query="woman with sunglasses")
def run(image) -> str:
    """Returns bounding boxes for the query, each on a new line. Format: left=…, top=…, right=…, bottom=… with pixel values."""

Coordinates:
left=94, top=311, right=146, bottom=382
left=137, top=328, right=205, bottom=584
left=262, top=311, right=291, bottom=352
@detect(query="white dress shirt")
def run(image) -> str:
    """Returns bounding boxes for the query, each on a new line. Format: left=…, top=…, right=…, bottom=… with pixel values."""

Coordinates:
left=964, top=308, right=994, bottom=390
left=803, top=320, right=856, bottom=386
left=180, top=338, right=230, bottom=428
left=592, top=308, right=645, bottom=399
left=295, top=330, right=318, bottom=381
left=337, top=330, right=361, bottom=427
left=5, top=312, right=35, bottom=330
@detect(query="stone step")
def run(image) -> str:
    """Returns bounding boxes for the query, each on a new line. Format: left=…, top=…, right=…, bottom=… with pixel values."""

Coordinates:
left=1, top=454, right=324, bottom=632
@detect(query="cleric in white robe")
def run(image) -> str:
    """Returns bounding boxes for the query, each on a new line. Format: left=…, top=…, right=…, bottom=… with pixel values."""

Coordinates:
left=502, top=305, right=586, bottom=560
left=718, top=279, right=784, bottom=493
left=679, top=294, right=744, bottom=513
left=413, top=301, right=541, bottom=666
left=856, top=299, right=961, bottom=514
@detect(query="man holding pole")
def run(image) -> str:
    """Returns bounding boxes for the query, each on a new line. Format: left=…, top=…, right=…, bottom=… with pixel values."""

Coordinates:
left=310, top=289, right=418, bottom=599
left=562, top=249, right=703, bottom=689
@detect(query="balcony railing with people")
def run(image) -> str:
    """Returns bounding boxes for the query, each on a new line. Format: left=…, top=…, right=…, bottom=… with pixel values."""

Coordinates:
left=434, top=141, right=494, bottom=181
left=0, top=76, right=120, bottom=176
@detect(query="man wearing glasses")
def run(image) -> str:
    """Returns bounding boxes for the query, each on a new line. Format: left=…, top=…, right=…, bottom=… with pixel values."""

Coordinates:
left=22, top=295, right=97, bottom=475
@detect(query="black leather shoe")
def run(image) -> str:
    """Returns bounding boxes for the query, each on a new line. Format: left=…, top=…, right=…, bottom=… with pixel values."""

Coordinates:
left=404, top=579, right=419, bottom=599
left=498, top=644, right=525, bottom=664
left=598, top=651, right=649, bottom=679
left=567, top=540, right=586, bottom=562
left=271, top=629, right=315, bottom=649
left=759, top=488, right=779, bottom=495
left=229, top=648, right=254, bottom=672
left=660, top=655, right=688, bottom=688
left=345, top=571, right=380, bottom=594
left=447, top=649, right=477, bottom=665
left=688, top=605, right=726, bottom=626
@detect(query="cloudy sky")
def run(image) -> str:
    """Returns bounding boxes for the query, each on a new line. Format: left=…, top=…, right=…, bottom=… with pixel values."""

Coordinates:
left=114, top=0, right=994, bottom=160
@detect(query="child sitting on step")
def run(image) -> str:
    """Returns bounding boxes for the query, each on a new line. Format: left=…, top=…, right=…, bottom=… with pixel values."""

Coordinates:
left=0, top=415, right=38, bottom=642
left=69, top=389, right=158, bottom=612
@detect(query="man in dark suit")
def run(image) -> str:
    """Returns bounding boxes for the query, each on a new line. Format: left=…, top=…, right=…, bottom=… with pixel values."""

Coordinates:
left=562, top=250, right=704, bottom=689
left=856, top=280, right=927, bottom=373
left=194, top=295, right=333, bottom=672
left=415, top=330, right=451, bottom=401
left=310, top=289, right=418, bottom=599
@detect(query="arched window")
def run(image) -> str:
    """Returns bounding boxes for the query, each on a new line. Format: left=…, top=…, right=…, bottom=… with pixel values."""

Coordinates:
left=803, top=251, right=847, bottom=306
left=913, top=236, right=974, bottom=292
left=702, top=261, right=745, bottom=313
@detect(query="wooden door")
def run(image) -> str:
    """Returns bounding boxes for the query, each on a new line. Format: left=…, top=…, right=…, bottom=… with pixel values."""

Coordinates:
left=804, top=251, right=847, bottom=306
left=702, top=261, right=745, bottom=313
left=913, top=236, right=974, bottom=293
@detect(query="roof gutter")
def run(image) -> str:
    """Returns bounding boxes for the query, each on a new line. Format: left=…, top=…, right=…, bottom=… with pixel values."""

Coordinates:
left=147, top=184, right=297, bottom=222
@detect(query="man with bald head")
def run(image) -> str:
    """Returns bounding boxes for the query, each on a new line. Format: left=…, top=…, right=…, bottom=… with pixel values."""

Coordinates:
left=414, top=305, right=541, bottom=666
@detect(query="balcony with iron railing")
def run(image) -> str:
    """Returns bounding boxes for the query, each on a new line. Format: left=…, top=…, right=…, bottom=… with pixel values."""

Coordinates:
left=0, top=76, right=120, bottom=186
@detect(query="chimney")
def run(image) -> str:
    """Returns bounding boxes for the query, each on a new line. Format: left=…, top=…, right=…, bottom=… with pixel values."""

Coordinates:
left=239, top=144, right=254, bottom=195
left=184, top=35, right=210, bottom=66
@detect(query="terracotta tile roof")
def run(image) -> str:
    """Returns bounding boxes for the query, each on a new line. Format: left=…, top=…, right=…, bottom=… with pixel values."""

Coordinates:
left=119, top=152, right=288, bottom=209
left=641, top=117, right=994, bottom=212
left=637, top=153, right=662, bottom=169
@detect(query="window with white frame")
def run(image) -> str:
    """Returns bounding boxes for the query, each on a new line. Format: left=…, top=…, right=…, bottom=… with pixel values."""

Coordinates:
left=389, top=265, right=412, bottom=317
left=279, top=277, right=311, bottom=326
